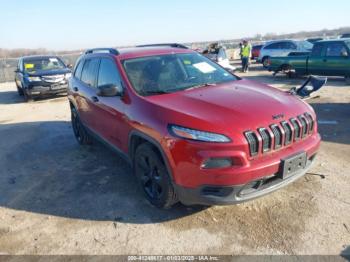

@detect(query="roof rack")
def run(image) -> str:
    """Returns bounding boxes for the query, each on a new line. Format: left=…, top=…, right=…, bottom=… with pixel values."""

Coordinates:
left=85, top=48, right=119, bottom=55
left=136, top=43, right=189, bottom=49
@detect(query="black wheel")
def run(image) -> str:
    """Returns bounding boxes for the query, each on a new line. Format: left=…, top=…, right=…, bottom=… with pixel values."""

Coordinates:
left=16, top=83, right=24, bottom=96
left=23, top=90, right=33, bottom=102
left=345, top=76, right=350, bottom=85
left=262, top=57, right=270, bottom=68
left=134, top=143, right=178, bottom=208
left=71, top=107, right=92, bottom=145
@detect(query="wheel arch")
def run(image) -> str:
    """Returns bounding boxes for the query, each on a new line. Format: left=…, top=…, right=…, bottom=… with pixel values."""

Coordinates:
left=128, top=130, right=175, bottom=182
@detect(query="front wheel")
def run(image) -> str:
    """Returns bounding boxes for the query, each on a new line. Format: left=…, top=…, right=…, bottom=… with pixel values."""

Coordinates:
left=71, top=107, right=92, bottom=145
left=134, top=143, right=178, bottom=208
left=16, top=83, right=24, bottom=96
left=23, top=90, right=33, bottom=102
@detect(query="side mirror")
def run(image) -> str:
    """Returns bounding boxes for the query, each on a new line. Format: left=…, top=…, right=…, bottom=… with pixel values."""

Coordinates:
left=67, top=64, right=73, bottom=69
left=97, top=84, right=122, bottom=97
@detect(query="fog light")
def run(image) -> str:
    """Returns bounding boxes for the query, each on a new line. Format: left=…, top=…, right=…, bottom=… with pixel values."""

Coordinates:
left=201, top=157, right=233, bottom=169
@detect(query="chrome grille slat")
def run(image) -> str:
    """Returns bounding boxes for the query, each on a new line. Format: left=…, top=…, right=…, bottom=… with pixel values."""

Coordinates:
left=281, top=121, right=293, bottom=145
left=304, top=113, right=314, bottom=133
left=298, top=115, right=308, bottom=138
left=290, top=118, right=301, bottom=141
left=270, top=124, right=282, bottom=149
left=258, top=128, right=271, bottom=153
left=244, top=131, right=259, bottom=156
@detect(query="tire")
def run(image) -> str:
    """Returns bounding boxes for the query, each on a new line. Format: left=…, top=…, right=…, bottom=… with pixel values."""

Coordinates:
left=71, top=107, right=92, bottom=145
left=23, top=90, right=33, bottom=102
left=134, top=143, right=178, bottom=208
left=345, top=76, right=350, bottom=85
left=16, top=83, right=24, bottom=96
left=281, top=65, right=293, bottom=78
left=262, top=57, right=270, bottom=68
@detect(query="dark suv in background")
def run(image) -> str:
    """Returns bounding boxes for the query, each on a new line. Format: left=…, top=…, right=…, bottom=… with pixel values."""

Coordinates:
left=15, top=55, right=71, bottom=101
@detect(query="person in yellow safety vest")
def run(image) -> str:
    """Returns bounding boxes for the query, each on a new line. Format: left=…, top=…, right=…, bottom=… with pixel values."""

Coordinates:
left=241, top=40, right=252, bottom=73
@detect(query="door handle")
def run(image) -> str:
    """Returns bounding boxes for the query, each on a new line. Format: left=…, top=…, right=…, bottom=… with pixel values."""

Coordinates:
left=91, top=96, right=99, bottom=103
left=73, top=87, right=79, bottom=92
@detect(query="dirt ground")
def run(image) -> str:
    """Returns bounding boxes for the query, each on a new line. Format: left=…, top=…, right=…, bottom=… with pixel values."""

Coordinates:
left=0, top=62, right=349, bottom=255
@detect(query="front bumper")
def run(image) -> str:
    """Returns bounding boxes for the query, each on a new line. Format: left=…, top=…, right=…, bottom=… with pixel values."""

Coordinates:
left=175, top=155, right=315, bottom=206
left=26, top=83, right=68, bottom=96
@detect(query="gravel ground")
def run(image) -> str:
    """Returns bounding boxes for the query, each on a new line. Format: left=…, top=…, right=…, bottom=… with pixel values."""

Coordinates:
left=0, top=63, right=349, bottom=255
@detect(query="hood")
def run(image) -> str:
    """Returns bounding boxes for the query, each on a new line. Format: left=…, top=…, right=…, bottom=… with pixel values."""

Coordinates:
left=146, top=79, right=313, bottom=135
left=27, top=68, right=71, bottom=76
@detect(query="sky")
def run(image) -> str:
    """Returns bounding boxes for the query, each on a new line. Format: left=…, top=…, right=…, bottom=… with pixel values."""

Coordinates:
left=0, top=0, right=349, bottom=50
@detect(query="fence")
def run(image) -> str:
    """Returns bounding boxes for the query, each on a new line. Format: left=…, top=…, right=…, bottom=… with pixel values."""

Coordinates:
left=0, top=53, right=82, bottom=83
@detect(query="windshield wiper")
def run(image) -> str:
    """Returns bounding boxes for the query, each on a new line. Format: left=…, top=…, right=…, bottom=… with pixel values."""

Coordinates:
left=143, top=90, right=171, bottom=96
left=184, top=83, right=217, bottom=91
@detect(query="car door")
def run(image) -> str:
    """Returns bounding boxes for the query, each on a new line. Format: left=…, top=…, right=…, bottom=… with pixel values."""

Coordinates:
left=76, top=57, right=100, bottom=129
left=308, top=43, right=326, bottom=75
left=322, top=42, right=350, bottom=76
left=92, top=57, right=126, bottom=149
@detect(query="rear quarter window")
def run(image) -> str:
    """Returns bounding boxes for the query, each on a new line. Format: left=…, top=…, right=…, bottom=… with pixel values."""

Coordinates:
left=81, top=58, right=100, bottom=87
left=74, top=59, right=84, bottom=80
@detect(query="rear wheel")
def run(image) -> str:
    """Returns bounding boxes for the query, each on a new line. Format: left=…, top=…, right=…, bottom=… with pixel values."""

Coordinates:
left=262, top=56, right=270, bottom=68
left=134, top=143, right=178, bottom=208
left=71, top=107, right=92, bottom=145
left=281, top=64, right=293, bottom=78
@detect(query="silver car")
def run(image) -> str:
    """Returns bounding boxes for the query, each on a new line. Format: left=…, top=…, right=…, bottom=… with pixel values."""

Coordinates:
left=258, top=40, right=313, bottom=67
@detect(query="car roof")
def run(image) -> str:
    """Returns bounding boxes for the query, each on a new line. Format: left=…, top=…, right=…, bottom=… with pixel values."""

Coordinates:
left=317, top=38, right=350, bottom=43
left=83, top=46, right=194, bottom=60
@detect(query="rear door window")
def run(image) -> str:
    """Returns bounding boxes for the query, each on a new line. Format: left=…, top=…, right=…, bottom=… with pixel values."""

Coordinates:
left=282, top=42, right=297, bottom=50
left=325, top=43, right=348, bottom=57
left=264, top=43, right=280, bottom=50
left=81, top=58, right=100, bottom=87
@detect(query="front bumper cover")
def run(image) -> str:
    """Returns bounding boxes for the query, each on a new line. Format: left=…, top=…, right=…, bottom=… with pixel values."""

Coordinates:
left=174, top=156, right=315, bottom=206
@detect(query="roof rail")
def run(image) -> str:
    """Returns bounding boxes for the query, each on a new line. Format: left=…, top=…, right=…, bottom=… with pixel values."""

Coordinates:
left=85, top=48, right=119, bottom=55
left=136, top=43, right=189, bottom=49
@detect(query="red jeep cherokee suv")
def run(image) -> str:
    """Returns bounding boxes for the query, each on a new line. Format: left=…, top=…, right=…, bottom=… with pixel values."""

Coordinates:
left=68, top=45, right=321, bottom=208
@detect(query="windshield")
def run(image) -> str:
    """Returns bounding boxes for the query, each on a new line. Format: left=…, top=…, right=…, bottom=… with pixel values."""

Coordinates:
left=122, top=53, right=237, bottom=96
left=23, top=57, right=66, bottom=73
left=298, top=41, right=314, bottom=50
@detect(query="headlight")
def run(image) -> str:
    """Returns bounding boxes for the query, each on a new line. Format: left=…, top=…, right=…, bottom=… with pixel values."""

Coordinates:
left=27, top=76, right=41, bottom=82
left=65, top=73, right=72, bottom=79
left=169, top=125, right=231, bottom=143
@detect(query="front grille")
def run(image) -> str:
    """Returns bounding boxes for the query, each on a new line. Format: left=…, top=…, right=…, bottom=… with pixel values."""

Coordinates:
left=244, top=112, right=314, bottom=157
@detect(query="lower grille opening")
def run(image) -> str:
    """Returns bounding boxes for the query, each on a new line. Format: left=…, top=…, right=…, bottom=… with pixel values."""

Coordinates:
left=201, top=187, right=233, bottom=197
